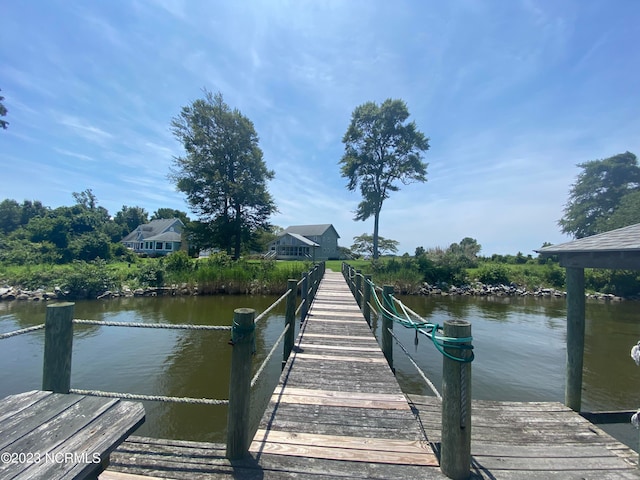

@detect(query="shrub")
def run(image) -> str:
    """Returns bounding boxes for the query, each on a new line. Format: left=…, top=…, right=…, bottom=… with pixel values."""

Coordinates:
left=477, top=264, right=510, bottom=285
left=62, top=259, right=117, bottom=298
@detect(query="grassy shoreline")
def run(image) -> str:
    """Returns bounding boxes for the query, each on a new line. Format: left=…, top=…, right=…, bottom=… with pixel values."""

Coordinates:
left=1, top=255, right=638, bottom=300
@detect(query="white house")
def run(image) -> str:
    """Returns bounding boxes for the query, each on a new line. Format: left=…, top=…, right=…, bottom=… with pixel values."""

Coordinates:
left=121, top=218, right=185, bottom=256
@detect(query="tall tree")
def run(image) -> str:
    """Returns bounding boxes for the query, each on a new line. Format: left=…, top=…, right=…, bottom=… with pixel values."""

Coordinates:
left=340, top=99, right=429, bottom=259
left=0, top=88, right=8, bottom=130
left=559, top=152, right=640, bottom=238
left=170, top=90, right=276, bottom=259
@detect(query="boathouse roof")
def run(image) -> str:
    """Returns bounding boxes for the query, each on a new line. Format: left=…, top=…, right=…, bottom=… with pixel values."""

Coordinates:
left=537, top=222, right=640, bottom=269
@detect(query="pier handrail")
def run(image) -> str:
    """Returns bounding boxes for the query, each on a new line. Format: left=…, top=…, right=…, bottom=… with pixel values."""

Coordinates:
left=342, top=261, right=472, bottom=479
left=1, top=261, right=326, bottom=461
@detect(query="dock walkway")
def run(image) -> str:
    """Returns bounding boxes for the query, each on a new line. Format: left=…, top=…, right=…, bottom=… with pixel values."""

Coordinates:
left=103, top=270, right=640, bottom=480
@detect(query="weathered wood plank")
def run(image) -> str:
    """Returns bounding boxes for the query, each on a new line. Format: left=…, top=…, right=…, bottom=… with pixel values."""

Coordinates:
left=272, top=386, right=407, bottom=403
left=293, top=353, right=387, bottom=363
left=297, top=343, right=381, bottom=352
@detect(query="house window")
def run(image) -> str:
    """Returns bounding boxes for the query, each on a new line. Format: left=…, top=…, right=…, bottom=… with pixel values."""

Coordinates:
left=165, top=242, right=172, bottom=250
left=156, top=242, right=163, bottom=250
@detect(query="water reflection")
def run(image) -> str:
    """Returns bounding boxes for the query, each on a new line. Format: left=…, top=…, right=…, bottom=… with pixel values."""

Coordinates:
left=2, top=294, right=640, bottom=446
left=0, top=295, right=286, bottom=443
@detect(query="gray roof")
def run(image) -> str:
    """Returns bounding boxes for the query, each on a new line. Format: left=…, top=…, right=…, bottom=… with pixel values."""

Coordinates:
left=537, top=223, right=640, bottom=269
left=145, top=231, right=182, bottom=243
left=122, top=218, right=183, bottom=242
left=282, top=224, right=339, bottom=238
left=537, top=223, right=640, bottom=254
left=287, top=233, right=320, bottom=247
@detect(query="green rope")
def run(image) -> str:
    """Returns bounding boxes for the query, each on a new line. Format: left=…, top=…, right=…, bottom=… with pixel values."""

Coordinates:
left=367, top=278, right=474, bottom=363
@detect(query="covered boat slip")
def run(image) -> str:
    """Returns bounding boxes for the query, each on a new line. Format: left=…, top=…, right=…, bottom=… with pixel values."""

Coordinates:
left=103, top=270, right=639, bottom=479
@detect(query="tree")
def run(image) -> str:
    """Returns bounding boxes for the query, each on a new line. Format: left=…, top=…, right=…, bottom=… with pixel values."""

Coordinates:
left=151, top=208, right=190, bottom=225
left=600, top=191, right=640, bottom=232
left=559, top=152, right=640, bottom=238
left=170, top=90, right=276, bottom=259
left=340, top=99, right=429, bottom=259
left=114, top=206, right=149, bottom=233
left=351, top=233, right=399, bottom=257
left=0, top=88, right=8, bottom=130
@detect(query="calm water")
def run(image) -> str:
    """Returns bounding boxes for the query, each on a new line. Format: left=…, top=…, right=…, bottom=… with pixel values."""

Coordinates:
left=1, top=293, right=639, bottom=447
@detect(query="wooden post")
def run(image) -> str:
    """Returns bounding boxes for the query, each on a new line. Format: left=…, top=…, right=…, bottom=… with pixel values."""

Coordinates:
left=381, top=285, right=394, bottom=372
left=300, top=273, right=309, bottom=322
left=226, top=308, right=255, bottom=460
left=566, top=266, right=585, bottom=412
left=42, top=302, right=75, bottom=394
left=283, top=279, right=297, bottom=368
left=441, top=320, right=472, bottom=480
left=363, top=274, right=372, bottom=327
left=355, top=270, right=362, bottom=307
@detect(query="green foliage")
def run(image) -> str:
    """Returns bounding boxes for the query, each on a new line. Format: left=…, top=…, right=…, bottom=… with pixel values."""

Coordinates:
left=477, top=264, right=511, bottom=285
left=351, top=233, right=399, bottom=257
left=585, top=269, right=640, bottom=297
left=165, top=250, right=193, bottom=273
left=559, top=152, right=640, bottom=238
left=114, top=205, right=149, bottom=233
left=138, top=262, right=166, bottom=288
left=340, top=98, right=429, bottom=259
left=170, top=90, right=276, bottom=259
left=63, top=259, right=117, bottom=298
left=543, top=264, right=565, bottom=289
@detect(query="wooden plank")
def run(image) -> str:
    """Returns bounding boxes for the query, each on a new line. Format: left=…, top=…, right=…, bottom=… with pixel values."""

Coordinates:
left=251, top=431, right=437, bottom=466
left=302, top=333, right=374, bottom=340
left=100, top=471, right=176, bottom=480
left=293, top=353, right=387, bottom=363
left=298, top=343, right=381, bottom=352
left=270, top=392, right=410, bottom=410
left=253, top=429, right=432, bottom=455
left=304, top=318, right=363, bottom=324
left=273, top=386, right=407, bottom=403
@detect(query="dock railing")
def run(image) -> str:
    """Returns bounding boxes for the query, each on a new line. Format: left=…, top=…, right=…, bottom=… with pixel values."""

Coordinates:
left=342, top=262, right=474, bottom=480
left=0, top=261, right=325, bottom=461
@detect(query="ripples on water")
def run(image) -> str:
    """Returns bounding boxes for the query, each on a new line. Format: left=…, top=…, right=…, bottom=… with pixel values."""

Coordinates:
left=1, top=294, right=639, bottom=447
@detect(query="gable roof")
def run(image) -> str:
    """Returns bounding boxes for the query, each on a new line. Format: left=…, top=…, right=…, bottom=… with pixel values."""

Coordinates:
left=122, top=218, right=183, bottom=242
left=282, top=224, right=339, bottom=238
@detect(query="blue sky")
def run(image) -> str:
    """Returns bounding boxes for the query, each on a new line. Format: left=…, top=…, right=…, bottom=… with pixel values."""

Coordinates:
left=1, top=1, right=639, bottom=256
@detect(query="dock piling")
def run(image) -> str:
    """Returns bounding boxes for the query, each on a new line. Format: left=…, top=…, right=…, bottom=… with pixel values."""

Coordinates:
left=42, top=302, right=75, bottom=394
left=226, top=308, right=256, bottom=460
left=441, top=319, right=472, bottom=480
left=381, top=285, right=394, bottom=371
left=283, top=279, right=297, bottom=368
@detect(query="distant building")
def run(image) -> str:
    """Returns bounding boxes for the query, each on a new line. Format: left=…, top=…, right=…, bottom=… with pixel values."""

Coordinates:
left=121, top=218, right=185, bottom=256
left=266, top=224, right=341, bottom=260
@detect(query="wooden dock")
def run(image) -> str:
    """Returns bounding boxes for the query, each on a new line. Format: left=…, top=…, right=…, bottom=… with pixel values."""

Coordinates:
left=102, top=270, right=640, bottom=480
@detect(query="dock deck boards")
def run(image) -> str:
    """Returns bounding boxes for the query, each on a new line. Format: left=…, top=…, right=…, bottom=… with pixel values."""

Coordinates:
left=103, top=270, right=640, bottom=479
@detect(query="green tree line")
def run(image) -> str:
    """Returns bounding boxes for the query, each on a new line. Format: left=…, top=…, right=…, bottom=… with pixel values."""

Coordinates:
left=0, top=189, right=188, bottom=265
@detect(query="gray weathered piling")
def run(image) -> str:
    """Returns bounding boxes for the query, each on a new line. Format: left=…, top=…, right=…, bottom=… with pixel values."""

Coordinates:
left=441, top=319, right=472, bottom=480
left=363, top=274, right=372, bottom=327
left=355, top=270, right=362, bottom=307
left=283, top=279, right=297, bottom=368
left=226, top=308, right=256, bottom=460
left=42, top=302, right=75, bottom=394
left=300, top=272, right=309, bottom=322
left=565, top=266, right=585, bottom=412
left=381, top=285, right=394, bottom=371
